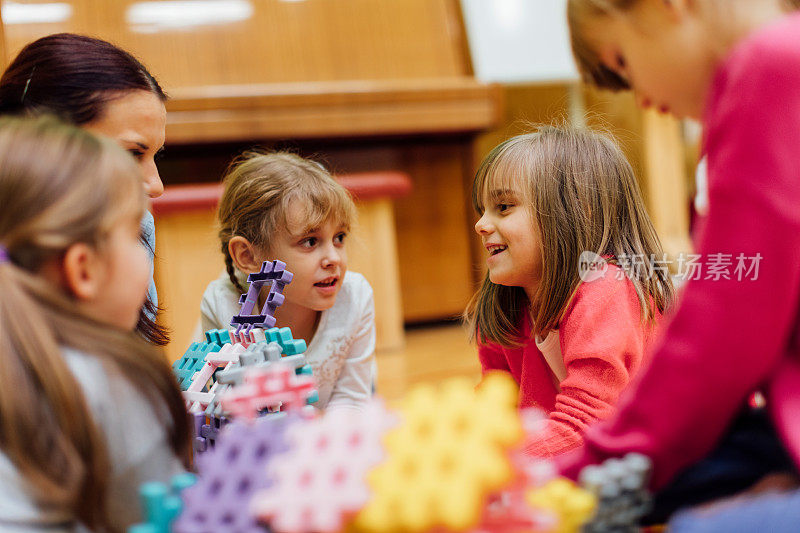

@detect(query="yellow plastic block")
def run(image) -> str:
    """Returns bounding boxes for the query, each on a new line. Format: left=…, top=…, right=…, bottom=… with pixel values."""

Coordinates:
left=526, top=478, right=597, bottom=533
left=352, top=372, right=522, bottom=533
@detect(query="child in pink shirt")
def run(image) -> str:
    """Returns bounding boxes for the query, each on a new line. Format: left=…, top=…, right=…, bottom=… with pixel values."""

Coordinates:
left=564, top=0, right=800, bottom=526
left=465, top=126, right=674, bottom=457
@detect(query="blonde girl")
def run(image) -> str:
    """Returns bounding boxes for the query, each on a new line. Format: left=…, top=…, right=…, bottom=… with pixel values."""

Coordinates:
left=0, top=116, right=189, bottom=531
left=200, top=152, right=375, bottom=411
left=466, top=125, right=673, bottom=457
left=560, top=0, right=800, bottom=525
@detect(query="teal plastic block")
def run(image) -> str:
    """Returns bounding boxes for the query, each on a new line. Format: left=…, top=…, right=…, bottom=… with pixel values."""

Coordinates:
left=264, top=327, right=306, bottom=355
left=306, top=390, right=319, bottom=404
left=128, top=473, right=196, bottom=533
left=296, top=364, right=313, bottom=376
left=204, top=329, right=231, bottom=346
left=264, top=327, right=281, bottom=344
left=281, top=339, right=307, bottom=355
left=172, top=342, right=221, bottom=391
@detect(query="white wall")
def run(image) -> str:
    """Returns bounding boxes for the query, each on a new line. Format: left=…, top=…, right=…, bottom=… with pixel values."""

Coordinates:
left=460, top=0, right=578, bottom=84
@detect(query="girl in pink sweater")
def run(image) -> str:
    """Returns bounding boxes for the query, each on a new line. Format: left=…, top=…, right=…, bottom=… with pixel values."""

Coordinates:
left=465, top=126, right=674, bottom=457
left=564, top=0, right=800, bottom=527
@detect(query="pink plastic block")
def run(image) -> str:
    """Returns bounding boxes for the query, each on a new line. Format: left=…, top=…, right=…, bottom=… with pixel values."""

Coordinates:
left=252, top=400, right=397, bottom=533
left=222, top=363, right=316, bottom=421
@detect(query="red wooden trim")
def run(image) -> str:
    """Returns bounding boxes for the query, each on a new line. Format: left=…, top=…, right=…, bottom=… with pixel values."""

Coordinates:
left=151, top=171, right=412, bottom=217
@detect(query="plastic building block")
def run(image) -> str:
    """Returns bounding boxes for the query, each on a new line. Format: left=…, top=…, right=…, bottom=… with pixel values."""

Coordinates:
left=174, top=414, right=294, bottom=533
left=128, top=473, right=197, bottom=533
left=222, top=363, right=316, bottom=421
left=230, top=260, right=293, bottom=337
left=579, top=453, right=653, bottom=533
left=264, top=326, right=307, bottom=356
left=206, top=341, right=310, bottom=417
left=352, top=371, right=523, bottom=533
left=526, top=478, right=597, bottom=533
left=172, top=342, right=222, bottom=391
left=191, top=412, right=230, bottom=454
left=183, top=342, right=246, bottom=412
left=204, top=328, right=232, bottom=346
left=477, top=489, right=558, bottom=533
left=252, top=400, right=397, bottom=533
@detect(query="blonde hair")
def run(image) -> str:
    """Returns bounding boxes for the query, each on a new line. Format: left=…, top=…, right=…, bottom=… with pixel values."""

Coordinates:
left=218, top=151, right=356, bottom=292
left=0, top=116, right=190, bottom=530
left=465, top=125, right=674, bottom=346
left=568, top=0, right=800, bottom=91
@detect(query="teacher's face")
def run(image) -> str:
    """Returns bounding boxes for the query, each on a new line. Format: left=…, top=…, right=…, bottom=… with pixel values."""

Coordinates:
left=86, top=90, right=166, bottom=199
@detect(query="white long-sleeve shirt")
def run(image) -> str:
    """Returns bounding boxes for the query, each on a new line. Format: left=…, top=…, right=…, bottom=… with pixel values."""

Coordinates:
left=199, top=270, right=375, bottom=410
left=0, top=348, right=184, bottom=532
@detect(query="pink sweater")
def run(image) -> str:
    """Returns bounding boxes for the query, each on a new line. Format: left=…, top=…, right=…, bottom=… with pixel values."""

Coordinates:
left=479, top=265, right=660, bottom=456
left=558, top=13, right=800, bottom=489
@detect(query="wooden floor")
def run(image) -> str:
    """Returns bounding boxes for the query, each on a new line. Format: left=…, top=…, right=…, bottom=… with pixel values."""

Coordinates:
left=375, top=321, right=481, bottom=402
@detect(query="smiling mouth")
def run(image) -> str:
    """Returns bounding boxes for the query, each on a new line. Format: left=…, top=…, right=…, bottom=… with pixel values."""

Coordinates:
left=314, top=278, right=338, bottom=287
left=488, top=246, right=507, bottom=256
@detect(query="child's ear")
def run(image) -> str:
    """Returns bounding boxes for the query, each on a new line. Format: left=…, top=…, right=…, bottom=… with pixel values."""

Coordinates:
left=228, top=236, right=261, bottom=273
left=62, top=242, right=104, bottom=301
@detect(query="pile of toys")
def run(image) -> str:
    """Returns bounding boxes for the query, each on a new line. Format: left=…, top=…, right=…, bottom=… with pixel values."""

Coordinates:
left=131, top=260, right=653, bottom=533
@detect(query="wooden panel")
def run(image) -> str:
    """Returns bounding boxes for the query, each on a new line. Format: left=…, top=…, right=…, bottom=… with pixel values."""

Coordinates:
left=165, top=79, right=502, bottom=143
left=640, top=110, right=692, bottom=257
left=2, top=0, right=470, bottom=87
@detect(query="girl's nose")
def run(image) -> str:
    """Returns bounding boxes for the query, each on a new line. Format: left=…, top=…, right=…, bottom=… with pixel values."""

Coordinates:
left=322, top=247, right=341, bottom=268
left=475, top=213, right=493, bottom=235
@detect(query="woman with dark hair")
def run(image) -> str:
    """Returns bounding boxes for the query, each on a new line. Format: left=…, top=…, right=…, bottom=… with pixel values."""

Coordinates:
left=0, top=33, right=169, bottom=344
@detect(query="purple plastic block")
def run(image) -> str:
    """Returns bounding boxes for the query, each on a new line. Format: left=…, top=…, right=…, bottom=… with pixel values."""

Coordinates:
left=192, top=413, right=208, bottom=454
left=191, top=413, right=230, bottom=456
left=175, top=414, right=295, bottom=533
left=230, top=260, right=294, bottom=337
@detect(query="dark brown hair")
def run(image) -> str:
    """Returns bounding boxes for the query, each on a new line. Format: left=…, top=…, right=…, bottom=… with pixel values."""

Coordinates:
left=217, top=151, right=356, bottom=293
left=0, top=33, right=166, bottom=123
left=0, top=116, right=190, bottom=530
left=465, top=125, right=674, bottom=346
left=0, top=33, right=169, bottom=345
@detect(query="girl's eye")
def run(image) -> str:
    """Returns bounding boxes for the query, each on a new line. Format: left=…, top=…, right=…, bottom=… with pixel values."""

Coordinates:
left=300, top=237, right=317, bottom=248
left=129, top=149, right=145, bottom=160
left=616, top=53, right=626, bottom=70
left=497, top=203, right=512, bottom=213
left=334, top=232, right=347, bottom=245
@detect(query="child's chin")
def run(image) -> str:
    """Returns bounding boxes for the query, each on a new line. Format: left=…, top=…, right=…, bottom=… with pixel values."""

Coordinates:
left=487, top=271, right=511, bottom=286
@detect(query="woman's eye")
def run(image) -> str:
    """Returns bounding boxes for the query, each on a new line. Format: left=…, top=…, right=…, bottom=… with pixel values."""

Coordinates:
left=129, top=149, right=145, bottom=160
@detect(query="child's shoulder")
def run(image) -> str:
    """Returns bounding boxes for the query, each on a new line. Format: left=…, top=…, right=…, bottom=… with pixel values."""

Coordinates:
left=566, top=264, right=638, bottom=313
left=724, top=13, right=800, bottom=83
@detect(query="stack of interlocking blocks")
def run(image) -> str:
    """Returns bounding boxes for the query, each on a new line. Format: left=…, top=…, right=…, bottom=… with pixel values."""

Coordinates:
left=170, top=260, right=318, bottom=453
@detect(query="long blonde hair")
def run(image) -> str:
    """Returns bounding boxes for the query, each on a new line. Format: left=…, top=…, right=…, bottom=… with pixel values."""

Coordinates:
left=568, top=0, right=800, bottom=91
left=465, top=125, right=674, bottom=346
left=218, top=151, right=356, bottom=292
left=0, top=116, right=190, bottom=530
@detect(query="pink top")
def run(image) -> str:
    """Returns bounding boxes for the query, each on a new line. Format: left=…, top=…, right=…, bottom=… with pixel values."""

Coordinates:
left=479, top=264, right=660, bottom=457
left=558, top=13, right=800, bottom=489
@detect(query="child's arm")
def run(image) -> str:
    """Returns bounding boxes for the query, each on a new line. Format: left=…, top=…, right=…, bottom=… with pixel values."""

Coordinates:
left=326, top=280, right=375, bottom=410
left=525, top=272, right=649, bottom=457
left=558, top=35, right=800, bottom=488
